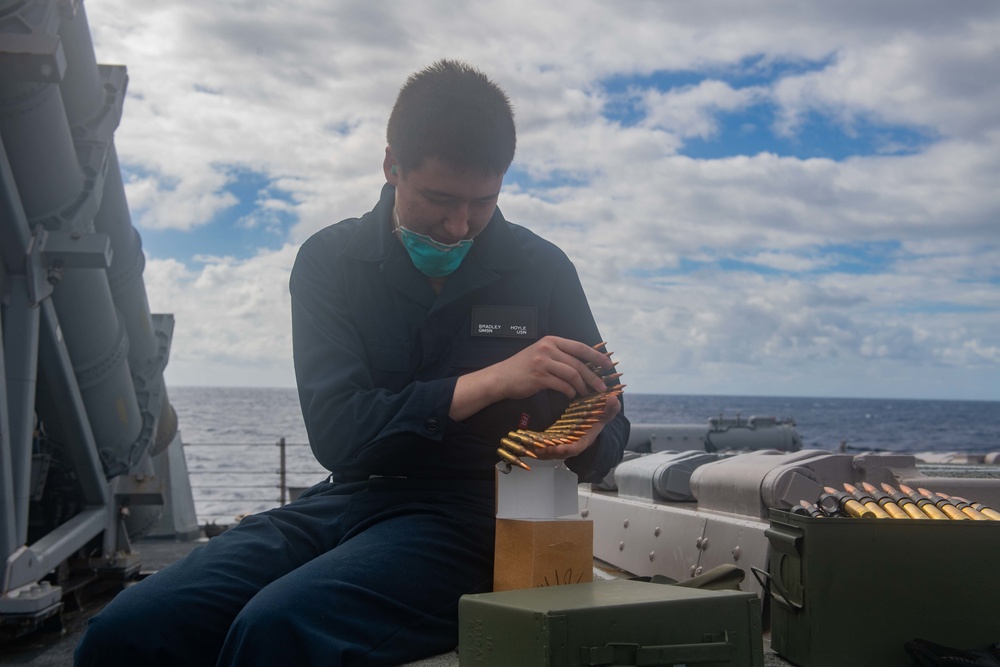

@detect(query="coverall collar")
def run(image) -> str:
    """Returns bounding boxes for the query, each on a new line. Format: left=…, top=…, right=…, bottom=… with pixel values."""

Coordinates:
left=344, top=184, right=529, bottom=310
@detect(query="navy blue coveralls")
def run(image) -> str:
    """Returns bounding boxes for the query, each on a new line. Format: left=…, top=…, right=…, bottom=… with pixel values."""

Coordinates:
left=75, top=184, right=629, bottom=666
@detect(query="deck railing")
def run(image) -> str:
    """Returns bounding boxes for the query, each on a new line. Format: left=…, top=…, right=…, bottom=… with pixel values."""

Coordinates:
left=182, top=439, right=329, bottom=526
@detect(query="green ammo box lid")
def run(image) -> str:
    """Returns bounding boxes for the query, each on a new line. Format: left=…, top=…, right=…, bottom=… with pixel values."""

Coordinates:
left=765, top=509, right=1000, bottom=667
left=458, top=579, right=763, bottom=667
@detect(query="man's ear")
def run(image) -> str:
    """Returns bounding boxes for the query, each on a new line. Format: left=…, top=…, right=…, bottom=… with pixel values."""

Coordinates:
left=383, top=146, right=399, bottom=185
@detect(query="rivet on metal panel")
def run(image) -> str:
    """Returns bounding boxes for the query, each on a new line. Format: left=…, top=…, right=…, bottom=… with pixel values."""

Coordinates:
left=623, top=519, right=629, bottom=528
left=581, top=509, right=589, bottom=518
left=701, top=538, right=709, bottom=550
left=618, top=541, right=625, bottom=551
left=653, top=527, right=660, bottom=537
left=695, top=537, right=703, bottom=549
left=695, top=567, right=703, bottom=576
left=732, top=546, right=741, bottom=561
left=648, top=551, right=655, bottom=561
left=689, top=565, right=697, bottom=576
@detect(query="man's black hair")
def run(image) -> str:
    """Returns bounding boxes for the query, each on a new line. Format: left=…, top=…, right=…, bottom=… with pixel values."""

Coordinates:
left=387, top=59, right=516, bottom=175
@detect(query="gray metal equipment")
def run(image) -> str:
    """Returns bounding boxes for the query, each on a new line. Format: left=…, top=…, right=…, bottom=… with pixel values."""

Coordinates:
left=580, top=449, right=1000, bottom=601
left=1, top=0, right=196, bottom=634
left=627, top=415, right=802, bottom=453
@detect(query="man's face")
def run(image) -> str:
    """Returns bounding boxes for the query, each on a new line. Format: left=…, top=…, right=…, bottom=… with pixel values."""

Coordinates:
left=384, top=150, right=503, bottom=245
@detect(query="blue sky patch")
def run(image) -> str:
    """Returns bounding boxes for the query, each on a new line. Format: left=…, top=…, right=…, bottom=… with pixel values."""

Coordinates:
left=599, top=54, right=936, bottom=161
left=504, top=165, right=590, bottom=193
left=600, top=54, right=835, bottom=98
left=680, top=108, right=935, bottom=160
left=821, top=241, right=900, bottom=274
left=624, top=241, right=902, bottom=280
left=894, top=302, right=992, bottom=315
left=135, top=167, right=297, bottom=263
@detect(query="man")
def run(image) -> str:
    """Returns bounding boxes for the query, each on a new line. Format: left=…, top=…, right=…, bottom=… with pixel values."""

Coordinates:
left=76, top=59, right=628, bottom=666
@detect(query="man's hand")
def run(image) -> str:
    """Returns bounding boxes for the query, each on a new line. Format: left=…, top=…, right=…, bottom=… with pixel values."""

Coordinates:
left=450, top=335, right=614, bottom=423
left=531, top=394, right=622, bottom=461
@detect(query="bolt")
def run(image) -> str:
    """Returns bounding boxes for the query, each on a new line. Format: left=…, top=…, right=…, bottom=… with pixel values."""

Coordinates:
left=618, top=541, right=625, bottom=551
left=695, top=537, right=703, bottom=549
left=648, top=551, right=655, bottom=562
left=622, top=519, right=629, bottom=528
left=701, top=538, right=709, bottom=550
left=653, top=527, right=661, bottom=537
left=46, top=265, right=63, bottom=285
left=580, top=509, right=589, bottom=518
left=690, top=565, right=697, bottom=576
left=732, top=546, right=741, bottom=561
left=695, top=567, right=703, bottom=576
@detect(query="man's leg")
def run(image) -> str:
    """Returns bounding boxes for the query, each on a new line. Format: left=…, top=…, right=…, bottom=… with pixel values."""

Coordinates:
left=218, top=481, right=496, bottom=667
left=74, top=480, right=365, bottom=667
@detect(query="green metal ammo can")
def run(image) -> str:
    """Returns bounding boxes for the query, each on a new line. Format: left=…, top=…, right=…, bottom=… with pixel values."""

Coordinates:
left=458, top=579, right=763, bottom=666
left=764, top=509, right=1000, bottom=667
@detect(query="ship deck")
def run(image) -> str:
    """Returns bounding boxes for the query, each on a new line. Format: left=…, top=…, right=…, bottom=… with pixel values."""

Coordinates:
left=1, top=534, right=795, bottom=666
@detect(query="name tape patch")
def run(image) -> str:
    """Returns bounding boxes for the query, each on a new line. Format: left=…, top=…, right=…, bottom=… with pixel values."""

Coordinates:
left=471, top=305, right=538, bottom=339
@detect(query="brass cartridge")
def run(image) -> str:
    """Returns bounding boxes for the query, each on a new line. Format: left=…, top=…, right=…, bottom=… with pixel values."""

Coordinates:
left=938, top=494, right=991, bottom=521
left=498, top=449, right=531, bottom=471
left=861, top=482, right=909, bottom=520
left=881, top=484, right=928, bottom=520
left=899, top=484, right=950, bottom=520
left=820, top=487, right=875, bottom=519
left=793, top=500, right=827, bottom=518
left=916, top=488, right=968, bottom=521
left=955, top=497, right=1000, bottom=521
left=843, top=483, right=891, bottom=519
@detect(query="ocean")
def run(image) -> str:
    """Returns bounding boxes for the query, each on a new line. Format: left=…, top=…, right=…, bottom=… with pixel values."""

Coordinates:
left=169, top=387, right=1000, bottom=525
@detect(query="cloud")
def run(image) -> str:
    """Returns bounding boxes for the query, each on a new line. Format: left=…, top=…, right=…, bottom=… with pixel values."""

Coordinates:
left=640, top=81, right=768, bottom=140
left=143, top=247, right=299, bottom=387
left=83, top=0, right=999, bottom=399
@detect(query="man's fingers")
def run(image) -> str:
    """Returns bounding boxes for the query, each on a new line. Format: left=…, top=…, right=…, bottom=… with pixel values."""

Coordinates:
left=527, top=345, right=598, bottom=398
left=544, top=340, right=612, bottom=395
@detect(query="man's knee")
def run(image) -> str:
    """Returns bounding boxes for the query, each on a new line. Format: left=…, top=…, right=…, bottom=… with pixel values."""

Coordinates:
left=75, top=587, right=158, bottom=665
left=75, top=578, right=214, bottom=667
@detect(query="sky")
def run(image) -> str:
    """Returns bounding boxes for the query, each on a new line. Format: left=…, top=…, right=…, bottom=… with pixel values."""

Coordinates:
left=84, top=0, right=1000, bottom=401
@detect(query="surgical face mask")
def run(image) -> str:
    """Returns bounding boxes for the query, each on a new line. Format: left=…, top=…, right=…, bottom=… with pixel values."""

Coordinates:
left=394, top=226, right=473, bottom=277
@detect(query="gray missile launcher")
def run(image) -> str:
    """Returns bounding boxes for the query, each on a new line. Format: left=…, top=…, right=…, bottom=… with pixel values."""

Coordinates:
left=1, top=0, right=195, bottom=636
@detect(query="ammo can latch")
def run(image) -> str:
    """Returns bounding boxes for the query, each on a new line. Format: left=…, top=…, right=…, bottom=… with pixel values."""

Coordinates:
left=582, top=633, right=735, bottom=665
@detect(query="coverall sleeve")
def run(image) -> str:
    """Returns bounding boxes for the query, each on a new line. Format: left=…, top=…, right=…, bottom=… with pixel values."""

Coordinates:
left=289, top=234, right=458, bottom=473
left=548, top=256, right=630, bottom=483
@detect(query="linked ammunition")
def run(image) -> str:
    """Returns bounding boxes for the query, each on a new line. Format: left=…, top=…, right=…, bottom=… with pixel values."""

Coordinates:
left=952, top=496, right=1000, bottom=521
left=499, top=438, right=538, bottom=459
left=861, top=482, right=910, bottom=520
left=938, top=493, right=991, bottom=521
left=820, top=487, right=875, bottom=519
left=880, top=484, right=928, bottom=520
left=496, top=346, right=625, bottom=472
left=843, top=483, right=892, bottom=519
left=497, top=449, right=531, bottom=471
left=916, top=487, right=968, bottom=521
left=792, top=500, right=826, bottom=518
left=899, top=484, right=950, bottom=520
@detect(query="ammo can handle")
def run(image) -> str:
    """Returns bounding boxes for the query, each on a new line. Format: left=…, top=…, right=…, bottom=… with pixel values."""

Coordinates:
left=750, top=566, right=803, bottom=612
left=582, top=639, right=734, bottom=665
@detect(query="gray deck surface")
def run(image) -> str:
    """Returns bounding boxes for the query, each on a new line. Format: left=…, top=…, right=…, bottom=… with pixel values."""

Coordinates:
left=0, top=536, right=794, bottom=666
